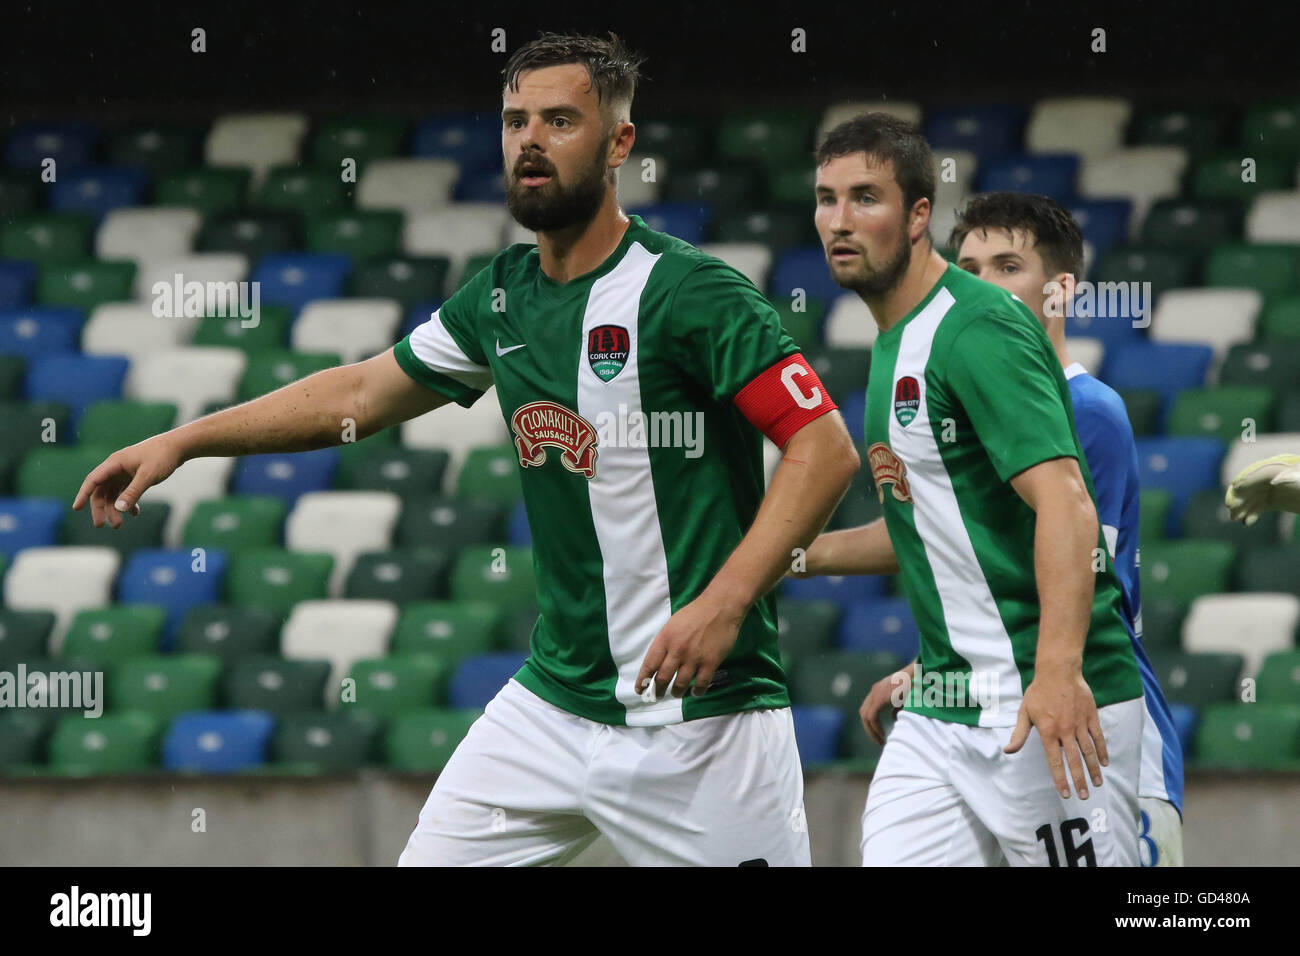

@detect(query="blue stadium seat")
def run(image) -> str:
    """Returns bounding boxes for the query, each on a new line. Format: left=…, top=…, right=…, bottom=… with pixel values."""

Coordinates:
left=1068, top=199, right=1132, bottom=270
left=232, top=448, right=341, bottom=506
left=401, top=301, right=444, bottom=339
left=975, top=153, right=1080, bottom=203
left=0, top=307, right=82, bottom=360
left=1168, top=702, right=1197, bottom=757
left=162, top=710, right=275, bottom=773
left=922, top=105, right=1026, bottom=160
left=0, top=498, right=63, bottom=560
left=1102, top=341, right=1212, bottom=412
left=768, top=245, right=845, bottom=304
left=838, top=597, right=920, bottom=659
left=839, top=390, right=865, bottom=443
left=1135, top=437, right=1225, bottom=534
left=412, top=112, right=501, bottom=172
left=25, top=353, right=128, bottom=419
left=628, top=203, right=710, bottom=245
left=782, top=571, right=888, bottom=607
left=5, top=122, right=99, bottom=168
left=117, top=548, right=229, bottom=645
left=791, top=705, right=844, bottom=765
left=49, top=166, right=150, bottom=219
left=0, top=261, right=38, bottom=308
left=251, top=254, right=352, bottom=312
left=454, top=168, right=505, bottom=203
left=506, top=499, right=531, bottom=547
left=447, top=652, right=527, bottom=709
left=1064, top=296, right=1144, bottom=356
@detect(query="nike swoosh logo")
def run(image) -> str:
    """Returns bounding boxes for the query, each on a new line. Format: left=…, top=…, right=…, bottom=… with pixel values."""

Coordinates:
left=495, top=339, right=527, bottom=356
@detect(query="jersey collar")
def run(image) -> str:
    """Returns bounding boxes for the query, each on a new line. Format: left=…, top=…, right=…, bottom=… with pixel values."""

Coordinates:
left=1063, top=361, right=1088, bottom=380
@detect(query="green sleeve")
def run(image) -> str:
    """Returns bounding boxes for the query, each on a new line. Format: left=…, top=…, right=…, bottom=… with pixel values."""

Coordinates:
left=945, top=309, right=1080, bottom=482
left=393, top=261, right=494, bottom=408
left=670, top=259, right=800, bottom=402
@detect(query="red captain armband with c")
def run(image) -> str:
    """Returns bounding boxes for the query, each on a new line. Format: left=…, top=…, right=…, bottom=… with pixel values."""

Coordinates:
left=733, top=354, right=838, bottom=448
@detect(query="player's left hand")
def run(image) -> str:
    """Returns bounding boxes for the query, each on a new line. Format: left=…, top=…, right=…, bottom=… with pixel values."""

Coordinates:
left=1004, top=667, right=1108, bottom=801
left=635, top=593, right=745, bottom=700
left=1225, top=453, right=1300, bottom=525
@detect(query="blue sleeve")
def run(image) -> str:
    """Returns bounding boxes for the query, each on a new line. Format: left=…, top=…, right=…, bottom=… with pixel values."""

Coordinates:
left=1073, top=385, right=1134, bottom=554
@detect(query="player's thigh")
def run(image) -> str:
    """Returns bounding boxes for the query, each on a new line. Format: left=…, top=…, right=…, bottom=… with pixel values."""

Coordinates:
left=398, top=679, right=597, bottom=866
left=587, top=706, right=810, bottom=867
left=979, top=697, right=1144, bottom=867
left=862, top=711, right=1001, bottom=866
left=1138, top=797, right=1184, bottom=867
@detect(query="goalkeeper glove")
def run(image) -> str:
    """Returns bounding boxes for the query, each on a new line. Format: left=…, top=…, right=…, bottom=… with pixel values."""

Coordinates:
left=1224, top=453, right=1300, bottom=525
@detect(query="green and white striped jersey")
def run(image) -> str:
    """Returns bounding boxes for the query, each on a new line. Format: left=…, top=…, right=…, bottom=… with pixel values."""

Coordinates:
left=865, top=262, right=1142, bottom=727
left=394, top=215, right=805, bottom=726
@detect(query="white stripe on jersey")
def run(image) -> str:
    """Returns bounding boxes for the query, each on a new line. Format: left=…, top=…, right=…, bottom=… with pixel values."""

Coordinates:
left=408, top=307, right=494, bottom=391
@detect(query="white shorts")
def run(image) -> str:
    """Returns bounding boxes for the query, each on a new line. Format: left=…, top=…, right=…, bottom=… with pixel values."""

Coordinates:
left=398, top=678, right=811, bottom=866
left=1138, top=797, right=1184, bottom=867
left=861, top=698, right=1144, bottom=866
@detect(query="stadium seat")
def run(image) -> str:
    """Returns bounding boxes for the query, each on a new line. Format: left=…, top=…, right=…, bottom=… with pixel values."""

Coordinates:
left=789, top=651, right=902, bottom=716
left=1140, top=540, right=1235, bottom=605
left=1067, top=199, right=1132, bottom=269
left=347, top=654, right=448, bottom=718
left=290, top=298, right=401, bottom=364
left=161, top=710, right=276, bottom=773
left=15, top=444, right=115, bottom=504
left=768, top=296, right=826, bottom=349
left=250, top=253, right=351, bottom=312
left=357, top=158, right=459, bottom=217
left=838, top=597, right=921, bottom=660
left=1257, top=651, right=1300, bottom=706
left=1, top=212, right=94, bottom=264
left=1182, top=593, right=1300, bottom=679
left=665, top=164, right=763, bottom=219
left=1258, top=295, right=1300, bottom=343
left=81, top=303, right=197, bottom=363
left=782, top=571, right=889, bottom=607
left=827, top=473, right=883, bottom=530
left=310, top=115, right=408, bottom=171
left=628, top=203, right=710, bottom=244
left=107, top=123, right=203, bottom=172
left=0, top=497, right=63, bottom=559
left=716, top=108, right=818, bottom=170
left=1168, top=702, right=1198, bottom=758
left=1194, top=704, right=1300, bottom=769
left=205, top=112, right=309, bottom=185
left=1129, top=104, right=1229, bottom=149
left=48, top=712, right=162, bottom=774
left=505, top=500, right=530, bottom=547
left=0, top=356, right=26, bottom=402
left=60, top=604, right=166, bottom=666
left=196, top=210, right=299, bottom=260
left=395, top=495, right=505, bottom=553
left=411, top=111, right=499, bottom=170
left=1134, top=437, right=1224, bottom=527
left=1205, top=242, right=1300, bottom=298
left=257, top=165, right=347, bottom=218
left=110, top=654, right=222, bottom=719
left=135, top=254, right=253, bottom=309
left=344, top=548, right=450, bottom=603
left=923, top=105, right=1025, bottom=160
left=181, top=495, right=286, bottom=554
left=223, top=656, right=331, bottom=716
left=446, top=652, right=527, bottom=709
left=1192, top=149, right=1295, bottom=201
left=1147, top=650, right=1244, bottom=709
left=5, top=121, right=98, bottom=169
left=769, top=245, right=849, bottom=303
left=384, top=708, right=480, bottom=772
left=1137, top=596, right=1185, bottom=651
left=0, top=306, right=82, bottom=360
left=305, top=209, right=403, bottom=259
left=1219, top=344, right=1300, bottom=392
left=1246, top=192, right=1300, bottom=244
left=1167, top=387, right=1273, bottom=446
left=60, top=500, right=169, bottom=559
left=1026, top=97, right=1130, bottom=158
left=284, top=490, right=402, bottom=594
left=617, top=152, right=664, bottom=207
left=36, top=259, right=136, bottom=312
left=0, top=711, right=50, bottom=768
left=48, top=166, right=148, bottom=219
left=141, top=455, right=234, bottom=547
left=272, top=711, right=380, bottom=770
left=803, top=346, right=871, bottom=405
left=401, top=392, right=510, bottom=484
left=1078, top=147, right=1186, bottom=235
left=191, top=303, right=293, bottom=353
left=95, top=207, right=201, bottom=265
left=1066, top=337, right=1105, bottom=376
left=116, top=548, right=229, bottom=642
left=1180, top=488, right=1280, bottom=548
left=403, top=203, right=508, bottom=283
left=390, top=600, right=503, bottom=663
left=822, top=294, right=876, bottom=348
left=231, top=447, right=341, bottom=507
left=501, top=606, right=539, bottom=653
left=236, top=349, right=341, bottom=402
left=280, top=599, right=398, bottom=704
left=349, top=256, right=450, bottom=307
left=335, top=443, right=449, bottom=499
left=455, top=446, right=523, bottom=506
left=0, top=260, right=37, bottom=308
left=790, top=705, right=844, bottom=767
left=975, top=153, right=1079, bottom=202
left=1149, top=288, right=1260, bottom=360
left=712, top=207, right=816, bottom=251
left=449, top=546, right=536, bottom=611
left=0, top=609, right=56, bottom=664
left=1235, top=545, right=1300, bottom=598
left=25, top=353, right=128, bottom=420
left=125, top=346, right=247, bottom=424
left=174, top=604, right=281, bottom=661
left=775, top=598, right=841, bottom=664
left=154, top=167, right=251, bottom=216
left=818, top=101, right=923, bottom=143
left=1092, top=244, right=1196, bottom=314
left=696, top=242, right=772, bottom=291
left=3, top=546, right=119, bottom=640
left=75, top=399, right=176, bottom=448
left=226, top=548, right=333, bottom=617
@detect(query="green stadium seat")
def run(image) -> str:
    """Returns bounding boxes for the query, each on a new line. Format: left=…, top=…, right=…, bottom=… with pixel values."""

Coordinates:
left=390, top=600, right=503, bottom=663
left=1118, top=389, right=1163, bottom=438
left=0, top=170, right=41, bottom=217
left=455, top=446, right=523, bottom=505
left=1234, top=545, right=1300, bottom=597
left=181, top=495, right=286, bottom=554
left=804, top=346, right=871, bottom=404
left=271, top=710, right=381, bottom=769
left=712, top=206, right=817, bottom=251
left=174, top=604, right=282, bottom=661
left=226, top=549, right=333, bottom=616
left=347, top=654, right=448, bottom=718
left=450, top=545, right=536, bottom=610
left=1194, top=704, right=1300, bottom=769
left=1148, top=650, right=1244, bottom=709
left=106, top=124, right=204, bottom=172
left=1242, top=99, right=1300, bottom=153
left=335, top=443, right=449, bottom=497
left=384, top=708, right=480, bottom=772
left=770, top=297, right=827, bottom=350
left=1141, top=541, right=1236, bottom=605
left=828, top=474, right=883, bottom=530
left=305, top=210, right=403, bottom=259
left=1139, top=488, right=1173, bottom=542
left=222, top=656, right=331, bottom=716
left=502, top=605, right=540, bottom=652
left=74, top=399, right=177, bottom=448
left=1192, top=151, right=1295, bottom=200
left=841, top=716, right=886, bottom=771
left=195, top=211, right=299, bottom=260
left=1258, top=295, right=1300, bottom=343
left=395, top=495, right=505, bottom=551
left=1257, top=651, right=1300, bottom=706
left=1141, top=199, right=1240, bottom=250
left=255, top=165, right=345, bottom=223
left=766, top=164, right=816, bottom=206
left=109, top=654, right=222, bottom=720
left=1129, top=105, right=1230, bottom=150
left=48, top=712, right=161, bottom=774
left=1094, top=246, right=1198, bottom=305
left=776, top=599, right=840, bottom=663
left=16, top=443, right=117, bottom=503
left=1137, top=597, right=1185, bottom=651
left=1276, top=389, right=1300, bottom=432
left=0, top=400, right=68, bottom=488
left=1219, top=342, right=1300, bottom=391
left=636, top=117, right=713, bottom=166
left=663, top=164, right=763, bottom=215
left=60, top=605, right=166, bottom=666
left=59, top=501, right=169, bottom=557
left=36, top=260, right=135, bottom=311
left=717, top=109, right=818, bottom=169
left=1166, top=387, right=1273, bottom=446
left=191, top=303, right=293, bottom=352
left=789, top=650, right=903, bottom=715
left=347, top=256, right=449, bottom=306
left=0, top=712, right=48, bottom=768
left=0, top=356, right=26, bottom=401
left=1180, top=488, right=1280, bottom=548
left=0, top=213, right=94, bottom=264
left=1203, top=242, right=1300, bottom=296
left=237, top=350, right=342, bottom=402
left=343, top=548, right=451, bottom=603
left=457, top=252, right=495, bottom=289
left=0, top=609, right=56, bottom=664
left=154, top=167, right=251, bottom=217
left=309, top=116, right=408, bottom=171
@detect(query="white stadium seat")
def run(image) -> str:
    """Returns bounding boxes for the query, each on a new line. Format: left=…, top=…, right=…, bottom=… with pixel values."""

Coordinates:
left=284, top=491, right=403, bottom=596
left=290, top=299, right=401, bottom=365
left=930, top=181, right=969, bottom=252
left=1150, top=288, right=1261, bottom=360
left=1183, top=593, right=1300, bottom=680
left=697, top=243, right=772, bottom=290
left=280, top=599, right=398, bottom=706
left=125, top=346, right=247, bottom=424
left=3, top=547, right=120, bottom=649
left=618, top=152, right=665, bottom=207
left=1065, top=336, right=1105, bottom=376
left=933, top=149, right=978, bottom=193
left=357, top=158, right=459, bottom=217
left=205, top=113, right=308, bottom=186
left=133, top=253, right=250, bottom=309
left=1220, top=432, right=1300, bottom=488
left=1025, top=97, right=1131, bottom=159
left=81, top=303, right=197, bottom=362
left=95, top=207, right=202, bottom=266
left=503, top=219, right=538, bottom=246
left=1245, top=191, right=1300, bottom=243
left=824, top=294, right=877, bottom=348
left=147, top=456, right=235, bottom=548
left=401, top=387, right=511, bottom=492
left=1079, top=147, right=1187, bottom=236
left=817, top=101, right=923, bottom=143
left=403, top=203, right=509, bottom=284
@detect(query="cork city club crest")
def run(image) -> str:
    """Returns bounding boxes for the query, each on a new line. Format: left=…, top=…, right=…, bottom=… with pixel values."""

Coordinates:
left=587, top=325, right=630, bottom=383
left=511, top=401, right=599, bottom=479
left=894, top=375, right=920, bottom=427
left=868, top=442, right=912, bottom=503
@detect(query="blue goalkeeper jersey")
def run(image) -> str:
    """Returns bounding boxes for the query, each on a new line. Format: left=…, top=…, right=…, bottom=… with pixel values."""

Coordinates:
left=1066, top=362, right=1184, bottom=815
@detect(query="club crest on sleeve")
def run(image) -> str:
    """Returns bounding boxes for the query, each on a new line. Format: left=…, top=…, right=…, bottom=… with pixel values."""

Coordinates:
left=587, top=325, right=630, bottom=382
left=511, top=401, right=599, bottom=479
left=894, top=375, right=920, bottom=427
left=868, top=442, right=912, bottom=503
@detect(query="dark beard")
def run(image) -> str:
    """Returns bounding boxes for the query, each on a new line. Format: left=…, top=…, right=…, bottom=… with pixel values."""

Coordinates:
left=838, top=227, right=912, bottom=297
left=506, top=141, right=609, bottom=233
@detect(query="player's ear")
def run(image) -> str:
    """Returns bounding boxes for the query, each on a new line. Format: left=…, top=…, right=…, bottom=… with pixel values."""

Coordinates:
left=909, top=197, right=931, bottom=242
left=1043, top=271, right=1075, bottom=318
